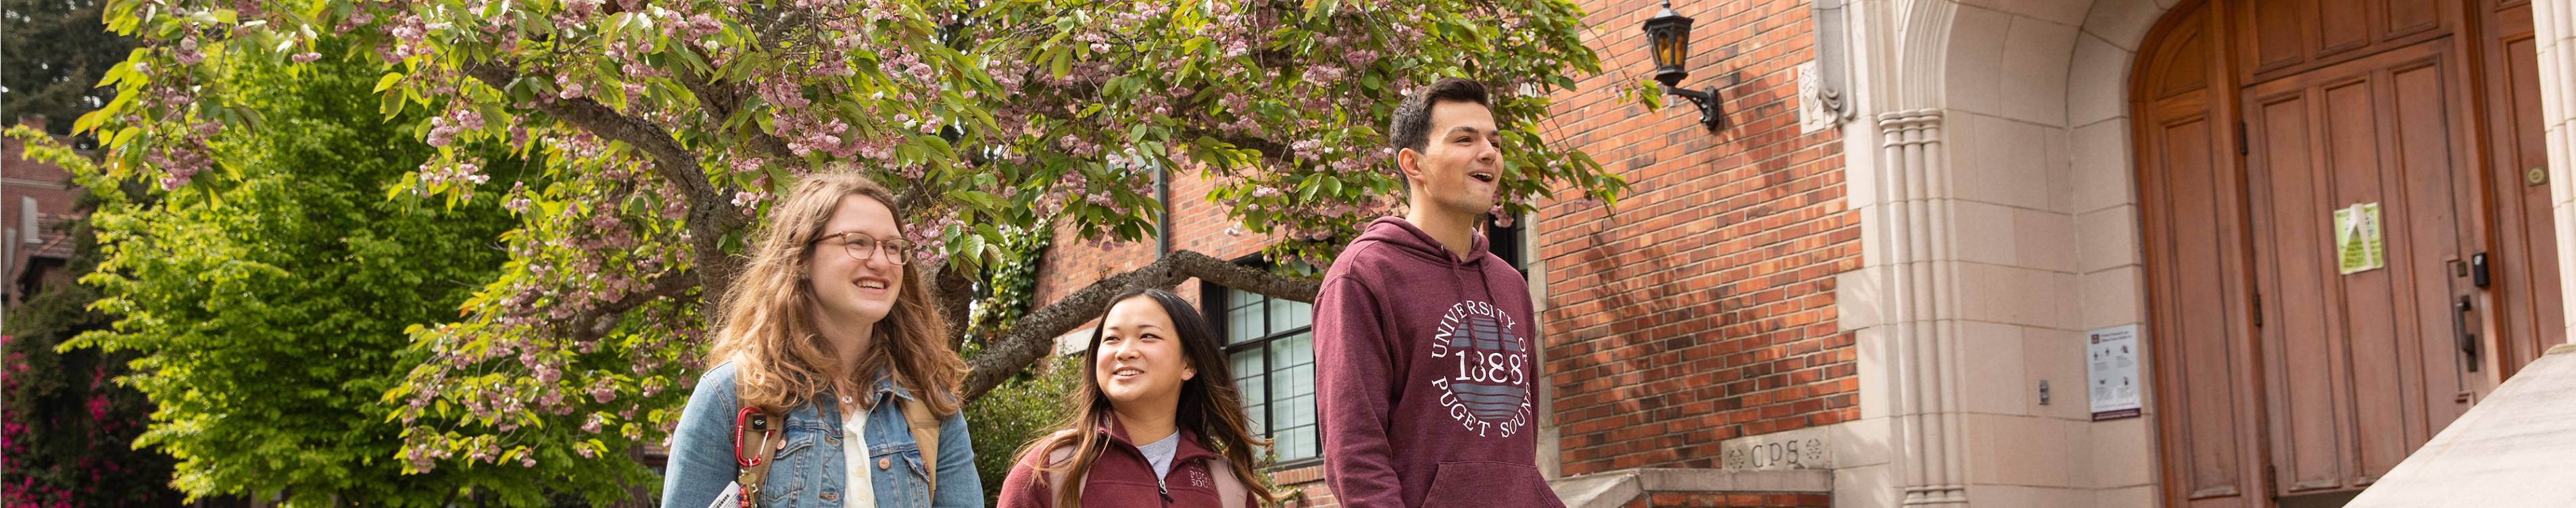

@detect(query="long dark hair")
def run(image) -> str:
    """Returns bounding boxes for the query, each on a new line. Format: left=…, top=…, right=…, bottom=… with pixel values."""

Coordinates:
left=1017, top=287, right=1276, bottom=507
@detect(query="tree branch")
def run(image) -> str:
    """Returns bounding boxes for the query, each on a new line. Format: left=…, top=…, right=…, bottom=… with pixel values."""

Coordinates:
left=460, top=63, right=725, bottom=207
left=459, top=61, right=750, bottom=313
left=1190, top=129, right=1292, bottom=162
left=569, top=275, right=698, bottom=341
left=959, top=249, right=1319, bottom=400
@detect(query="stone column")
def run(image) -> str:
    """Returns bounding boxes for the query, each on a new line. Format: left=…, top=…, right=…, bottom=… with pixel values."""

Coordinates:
left=1874, top=109, right=1969, bottom=506
left=2543, top=0, right=2576, bottom=345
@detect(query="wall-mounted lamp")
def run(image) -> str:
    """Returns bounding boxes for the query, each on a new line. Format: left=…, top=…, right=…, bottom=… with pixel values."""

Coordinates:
left=1644, top=1, right=1721, bottom=130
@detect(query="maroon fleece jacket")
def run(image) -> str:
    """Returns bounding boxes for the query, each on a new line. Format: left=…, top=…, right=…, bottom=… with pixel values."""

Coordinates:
left=1315, top=217, right=1561, bottom=508
left=996, top=422, right=1250, bottom=508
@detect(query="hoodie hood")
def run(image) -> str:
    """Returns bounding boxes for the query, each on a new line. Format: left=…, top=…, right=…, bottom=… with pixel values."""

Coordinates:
left=1347, top=216, right=1505, bottom=308
left=1353, top=216, right=1490, bottom=267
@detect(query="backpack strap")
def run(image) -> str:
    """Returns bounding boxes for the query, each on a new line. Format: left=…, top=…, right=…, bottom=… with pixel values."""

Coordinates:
left=732, top=407, right=780, bottom=508
left=1208, top=457, right=1249, bottom=508
left=901, top=397, right=944, bottom=495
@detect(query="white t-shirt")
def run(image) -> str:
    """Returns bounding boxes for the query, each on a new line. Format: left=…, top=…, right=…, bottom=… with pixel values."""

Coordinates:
left=842, top=403, right=879, bottom=508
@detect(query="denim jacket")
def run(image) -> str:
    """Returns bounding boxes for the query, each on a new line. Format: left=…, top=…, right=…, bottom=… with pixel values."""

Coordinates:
left=662, top=361, right=983, bottom=508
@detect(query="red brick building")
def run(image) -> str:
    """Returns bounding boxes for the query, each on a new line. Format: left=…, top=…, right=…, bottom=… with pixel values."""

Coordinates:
left=2, top=116, right=88, bottom=309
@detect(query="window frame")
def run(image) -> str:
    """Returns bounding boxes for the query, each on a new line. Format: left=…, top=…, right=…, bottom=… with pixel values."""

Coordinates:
left=1203, top=270, right=1326, bottom=471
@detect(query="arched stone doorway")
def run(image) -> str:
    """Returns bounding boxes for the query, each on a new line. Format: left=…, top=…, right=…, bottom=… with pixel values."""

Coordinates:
left=1832, top=0, right=2561, bottom=505
left=2127, top=0, right=2556, bottom=505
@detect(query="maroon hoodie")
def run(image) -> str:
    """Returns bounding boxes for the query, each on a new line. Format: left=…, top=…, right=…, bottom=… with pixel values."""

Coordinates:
left=996, top=422, right=1251, bottom=508
left=1315, top=217, right=1561, bottom=508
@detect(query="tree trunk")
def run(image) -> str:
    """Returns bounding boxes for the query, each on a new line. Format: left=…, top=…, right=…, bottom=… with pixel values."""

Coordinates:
left=936, top=263, right=975, bottom=353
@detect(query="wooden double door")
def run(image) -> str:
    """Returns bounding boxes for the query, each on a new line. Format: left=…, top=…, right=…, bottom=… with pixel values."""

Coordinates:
left=2132, top=0, right=2558, bottom=505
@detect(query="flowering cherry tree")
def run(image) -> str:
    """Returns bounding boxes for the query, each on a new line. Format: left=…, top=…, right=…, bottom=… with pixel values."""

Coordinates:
left=79, top=0, right=1636, bottom=499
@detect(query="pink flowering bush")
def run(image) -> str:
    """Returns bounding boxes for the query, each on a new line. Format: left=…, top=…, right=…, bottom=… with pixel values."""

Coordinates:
left=0, top=138, right=182, bottom=506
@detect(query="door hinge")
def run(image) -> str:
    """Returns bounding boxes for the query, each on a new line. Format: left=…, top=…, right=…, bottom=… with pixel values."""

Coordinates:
left=2252, top=293, right=2264, bottom=328
left=2237, top=121, right=2250, bottom=155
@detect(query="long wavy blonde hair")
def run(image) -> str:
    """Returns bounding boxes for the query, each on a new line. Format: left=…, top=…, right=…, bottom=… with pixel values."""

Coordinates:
left=708, top=171, right=965, bottom=415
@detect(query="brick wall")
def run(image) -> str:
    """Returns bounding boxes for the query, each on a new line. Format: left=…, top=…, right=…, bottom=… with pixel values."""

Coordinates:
left=1267, top=464, right=1335, bottom=507
left=1536, top=0, right=1860, bottom=476
left=1027, top=168, right=1269, bottom=309
left=2, top=122, right=91, bottom=303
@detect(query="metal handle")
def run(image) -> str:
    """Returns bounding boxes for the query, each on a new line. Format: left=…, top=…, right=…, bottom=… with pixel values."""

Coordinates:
left=2454, top=297, right=2481, bottom=372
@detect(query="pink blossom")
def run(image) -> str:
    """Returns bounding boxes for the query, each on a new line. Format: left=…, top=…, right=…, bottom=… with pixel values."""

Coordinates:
left=86, top=395, right=111, bottom=421
left=687, top=14, right=722, bottom=36
left=556, top=73, right=587, bottom=99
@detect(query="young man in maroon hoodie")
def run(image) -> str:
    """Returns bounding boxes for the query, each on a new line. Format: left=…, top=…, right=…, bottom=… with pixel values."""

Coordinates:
left=1313, top=77, right=1563, bottom=508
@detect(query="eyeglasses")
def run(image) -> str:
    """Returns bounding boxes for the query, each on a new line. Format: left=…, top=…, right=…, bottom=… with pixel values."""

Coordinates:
left=813, top=232, right=914, bottom=265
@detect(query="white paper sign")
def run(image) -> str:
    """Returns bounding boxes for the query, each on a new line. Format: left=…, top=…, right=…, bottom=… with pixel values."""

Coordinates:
left=2087, top=324, right=2143, bottom=420
left=705, top=482, right=742, bottom=508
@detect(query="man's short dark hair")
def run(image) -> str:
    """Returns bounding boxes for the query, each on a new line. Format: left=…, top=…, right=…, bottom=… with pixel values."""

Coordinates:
left=1388, top=78, right=1490, bottom=194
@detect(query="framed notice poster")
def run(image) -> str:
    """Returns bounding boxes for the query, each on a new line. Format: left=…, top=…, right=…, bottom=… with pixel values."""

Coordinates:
left=2086, top=324, right=2143, bottom=421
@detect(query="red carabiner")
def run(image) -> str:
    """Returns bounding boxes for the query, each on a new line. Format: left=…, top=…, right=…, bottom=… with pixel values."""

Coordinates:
left=733, top=407, right=774, bottom=467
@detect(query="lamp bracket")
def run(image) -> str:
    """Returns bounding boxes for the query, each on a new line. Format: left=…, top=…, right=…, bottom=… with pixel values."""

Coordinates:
left=1663, top=84, right=1724, bottom=131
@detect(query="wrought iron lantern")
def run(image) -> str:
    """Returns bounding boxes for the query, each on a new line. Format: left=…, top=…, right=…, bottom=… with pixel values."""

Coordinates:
left=1644, top=2, right=1722, bottom=130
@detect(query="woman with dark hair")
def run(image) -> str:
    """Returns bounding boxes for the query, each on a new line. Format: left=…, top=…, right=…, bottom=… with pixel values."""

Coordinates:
left=997, top=287, right=1278, bottom=508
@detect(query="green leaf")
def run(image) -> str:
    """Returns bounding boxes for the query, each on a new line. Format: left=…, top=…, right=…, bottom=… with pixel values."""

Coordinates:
left=1303, top=0, right=1339, bottom=20
left=976, top=223, right=1002, bottom=245
left=961, top=231, right=988, bottom=263
left=379, top=90, right=406, bottom=120
left=372, top=72, right=404, bottom=93
left=74, top=109, right=110, bottom=135
left=671, top=46, right=713, bottom=74
left=109, top=126, right=140, bottom=149
left=1049, top=51, right=1073, bottom=80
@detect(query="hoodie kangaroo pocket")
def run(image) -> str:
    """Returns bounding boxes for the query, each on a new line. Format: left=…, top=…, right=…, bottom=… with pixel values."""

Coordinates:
left=1420, top=461, right=1567, bottom=508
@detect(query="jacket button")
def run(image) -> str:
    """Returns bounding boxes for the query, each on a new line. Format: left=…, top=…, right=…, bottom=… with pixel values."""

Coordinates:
left=820, top=492, right=837, bottom=501
left=878, top=457, right=892, bottom=469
